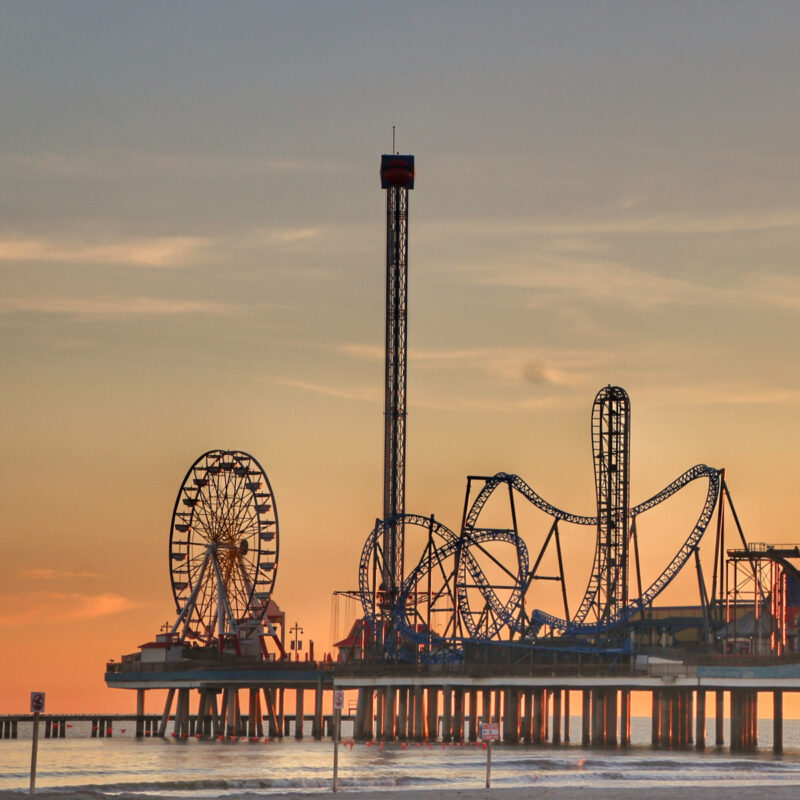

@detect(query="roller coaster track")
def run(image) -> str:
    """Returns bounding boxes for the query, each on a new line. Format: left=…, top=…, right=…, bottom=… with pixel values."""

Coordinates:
left=392, top=527, right=527, bottom=649
left=534, top=465, right=721, bottom=636
left=361, top=466, right=723, bottom=649
left=461, top=465, right=721, bottom=638
left=358, top=514, right=458, bottom=625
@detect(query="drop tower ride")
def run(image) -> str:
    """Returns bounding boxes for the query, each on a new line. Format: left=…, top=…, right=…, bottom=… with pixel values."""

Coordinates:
left=379, top=153, right=415, bottom=617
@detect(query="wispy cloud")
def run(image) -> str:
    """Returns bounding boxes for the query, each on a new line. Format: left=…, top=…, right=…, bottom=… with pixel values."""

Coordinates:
left=0, top=150, right=345, bottom=179
left=0, top=296, right=229, bottom=316
left=461, top=245, right=800, bottom=316
left=473, top=256, right=715, bottom=310
left=421, top=209, right=800, bottom=240
left=248, top=225, right=327, bottom=247
left=20, top=568, right=100, bottom=580
left=277, top=377, right=380, bottom=402
left=747, top=274, right=800, bottom=311
left=337, top=343, right=587, bottom=387
left=641, top=384, right=800, bottom=408
left=411, top=393, right=583, bottom=414
left=0, top=235, right=211, bottom=268
left=0, top=592, right=142, bottom=626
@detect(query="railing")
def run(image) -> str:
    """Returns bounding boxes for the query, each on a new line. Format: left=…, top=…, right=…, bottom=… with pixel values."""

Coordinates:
left=108, top=658, right=333, bottom=675
left=334, top=660, right=637, bottom=679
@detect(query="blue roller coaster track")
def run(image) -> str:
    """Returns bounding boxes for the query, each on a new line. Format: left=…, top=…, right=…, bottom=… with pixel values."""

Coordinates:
left=359, top=465, right=722, bottom=653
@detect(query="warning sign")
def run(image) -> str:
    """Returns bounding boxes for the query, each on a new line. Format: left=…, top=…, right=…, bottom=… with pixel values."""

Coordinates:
left=480, top=721, right=499, bottom=741
left=30, top=692, right=46, bottom=714
left=333, top=690, right=345, bottom=710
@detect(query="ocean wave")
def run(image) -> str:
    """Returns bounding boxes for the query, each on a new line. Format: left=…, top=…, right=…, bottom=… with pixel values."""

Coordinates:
left=13, top=773, right=452, bottom=797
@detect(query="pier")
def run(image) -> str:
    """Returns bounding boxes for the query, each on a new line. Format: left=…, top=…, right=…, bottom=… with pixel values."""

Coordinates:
left=82, top=654, right=800, bottom=753
left=4, top=657, right=790, bottom=753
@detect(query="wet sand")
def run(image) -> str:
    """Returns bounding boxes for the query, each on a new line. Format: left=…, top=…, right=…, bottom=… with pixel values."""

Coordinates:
left=3, top=788, right=800, bottom=800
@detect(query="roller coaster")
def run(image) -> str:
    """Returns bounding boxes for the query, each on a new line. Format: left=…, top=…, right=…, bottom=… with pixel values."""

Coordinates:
left=343, top=158, right=800, bottom=665
left=356, top=385, right=766, bottom=660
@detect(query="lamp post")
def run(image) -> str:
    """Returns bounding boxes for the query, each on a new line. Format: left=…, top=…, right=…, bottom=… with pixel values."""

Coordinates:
left=290, top=622, right=304, bottom=661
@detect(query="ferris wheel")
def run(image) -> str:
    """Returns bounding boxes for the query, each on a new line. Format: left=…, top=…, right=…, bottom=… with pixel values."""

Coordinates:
left=168, top=449, right=279, bottom=648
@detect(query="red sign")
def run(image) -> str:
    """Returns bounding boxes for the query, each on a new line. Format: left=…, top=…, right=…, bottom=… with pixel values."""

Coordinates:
left=333, top=690, right=345, bottom=710
left=480, top=722, right=499, bottom=741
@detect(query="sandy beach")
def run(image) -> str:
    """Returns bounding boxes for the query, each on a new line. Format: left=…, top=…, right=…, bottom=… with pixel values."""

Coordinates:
left=2, top=789, right=800, bottom=800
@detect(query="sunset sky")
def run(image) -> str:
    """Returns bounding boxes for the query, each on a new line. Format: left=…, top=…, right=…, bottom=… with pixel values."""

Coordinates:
left=3, top=2, right=800, bottom=713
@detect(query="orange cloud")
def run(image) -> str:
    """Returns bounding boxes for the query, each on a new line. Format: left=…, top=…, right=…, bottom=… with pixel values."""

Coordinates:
left=19, top=568, right=100, bottom=580
left=0, top=235, right=211, bottom=267
left=0, top=296, right=229, bottom=316
left=0, top=592, right=142, bottom=626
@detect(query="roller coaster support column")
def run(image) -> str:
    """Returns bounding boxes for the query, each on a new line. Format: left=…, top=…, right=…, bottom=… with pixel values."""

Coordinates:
left=564, top=690, right=570, bottom=743
left=774, top=691, right=783, bottom=753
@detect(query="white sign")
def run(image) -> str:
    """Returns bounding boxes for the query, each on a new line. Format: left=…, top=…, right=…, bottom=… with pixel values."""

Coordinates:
left=480, top=721, right=499, bottom=742
left=333, top=690, right=345, bottom=710
left=30, top=692, right=46, bottom=714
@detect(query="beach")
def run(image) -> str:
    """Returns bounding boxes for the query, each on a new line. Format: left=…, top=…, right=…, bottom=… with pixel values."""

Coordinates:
left=2, top=789, right=800, bottom=800
left=3, top=721, right=800, bottom=799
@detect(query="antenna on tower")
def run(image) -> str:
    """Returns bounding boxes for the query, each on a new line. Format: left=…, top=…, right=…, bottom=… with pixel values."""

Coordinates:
left=392, top=125, right=396, bottom=154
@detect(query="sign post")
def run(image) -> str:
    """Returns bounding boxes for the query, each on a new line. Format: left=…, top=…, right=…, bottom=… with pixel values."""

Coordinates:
left=332, top=689, right=344, bottom=792
left=29, top=692, right=46, bottom=794
left=479, top=721, right=499, bottom=789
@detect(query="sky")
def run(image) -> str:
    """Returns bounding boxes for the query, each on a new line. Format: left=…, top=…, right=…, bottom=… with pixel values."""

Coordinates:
left=2, top=1, right=800, bottom=713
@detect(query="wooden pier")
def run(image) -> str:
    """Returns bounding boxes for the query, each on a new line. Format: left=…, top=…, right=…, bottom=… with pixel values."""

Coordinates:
left=3, top=655, right=781, bottom=750
left=336, top=659, right=799, bottom=753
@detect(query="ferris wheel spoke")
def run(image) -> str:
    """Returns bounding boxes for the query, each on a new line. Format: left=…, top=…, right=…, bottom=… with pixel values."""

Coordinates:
left=211, top=549, right=239, bottom=634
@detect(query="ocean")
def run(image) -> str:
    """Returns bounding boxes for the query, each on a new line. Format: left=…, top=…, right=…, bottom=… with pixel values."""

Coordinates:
left=2, top=718, right=800, bottom=796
